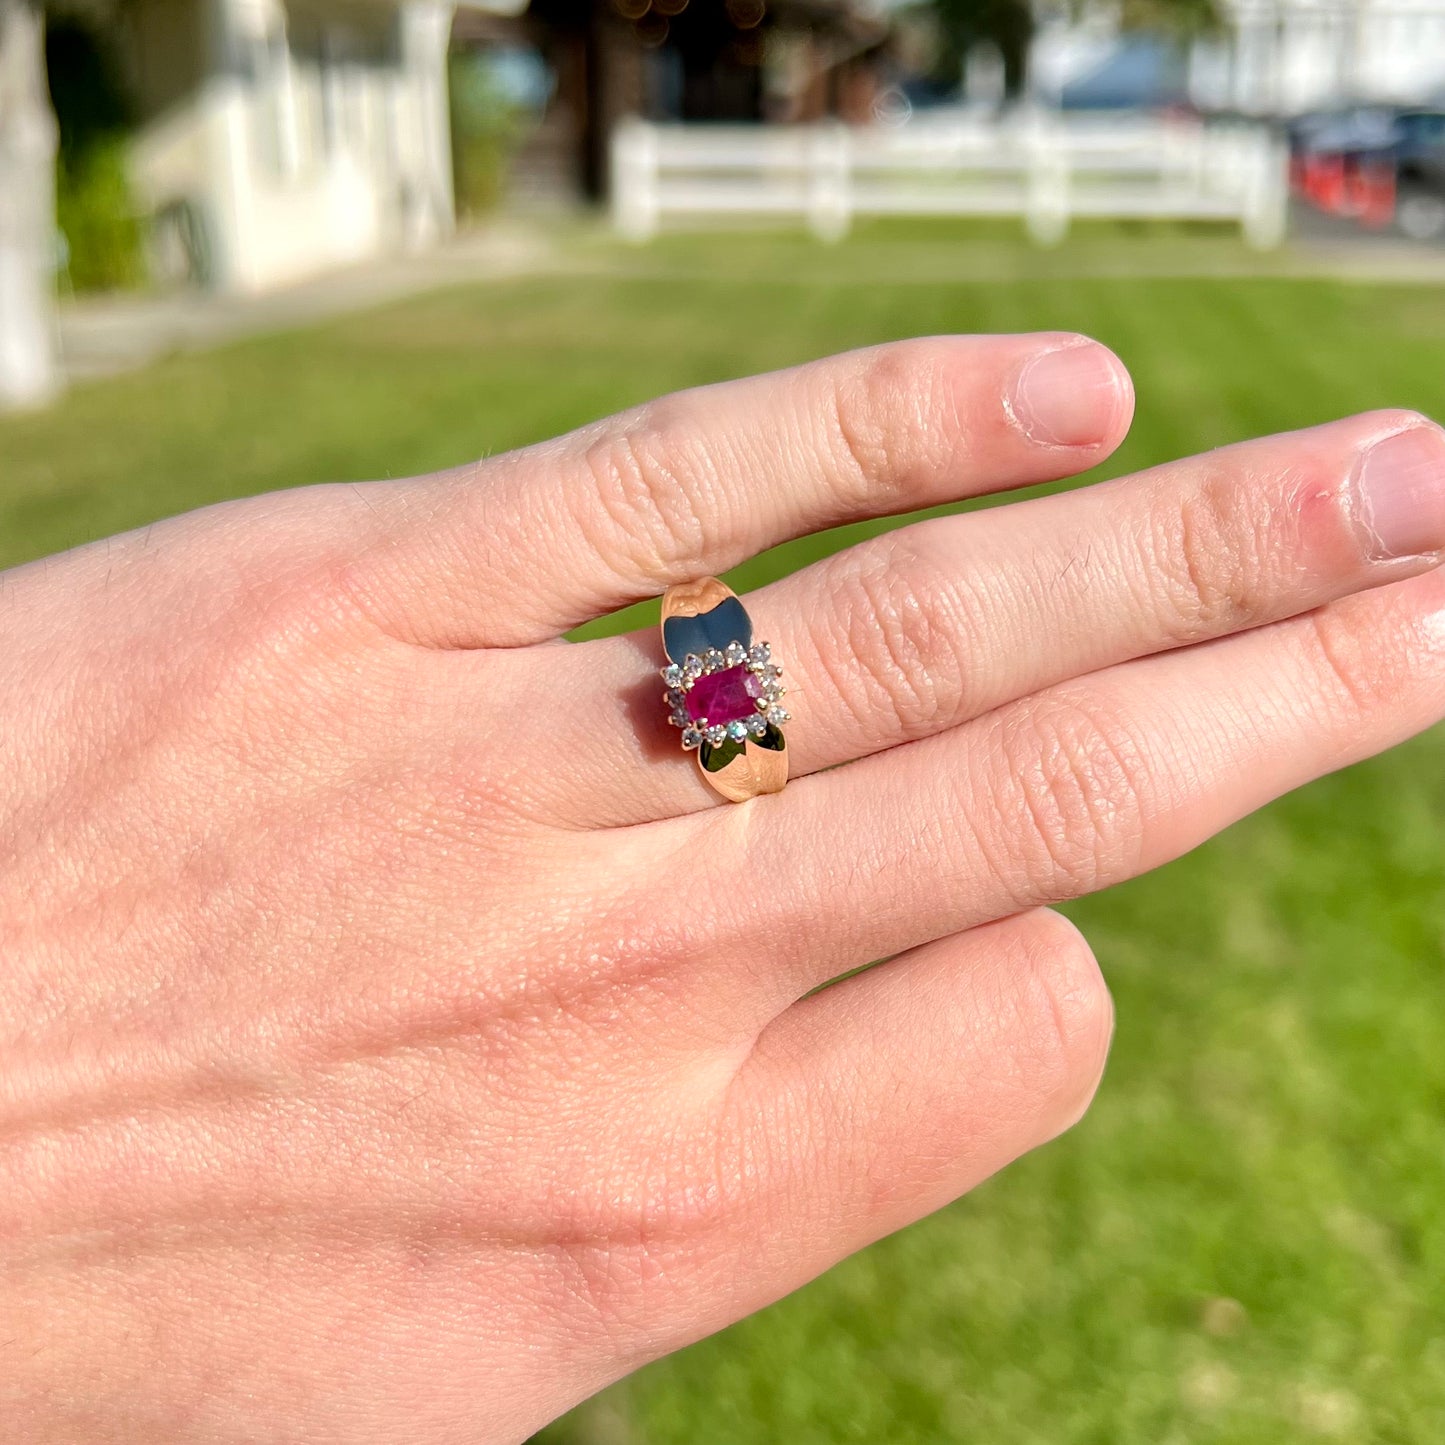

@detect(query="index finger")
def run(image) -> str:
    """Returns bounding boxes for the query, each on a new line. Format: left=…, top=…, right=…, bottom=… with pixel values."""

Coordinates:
left=339, top=334, right=1133, bottom=648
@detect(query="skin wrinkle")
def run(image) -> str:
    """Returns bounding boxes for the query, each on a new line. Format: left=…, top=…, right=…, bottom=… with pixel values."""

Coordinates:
left=574, top=416, right=712, bottom=590
left=962, top=696, right=1149, bottom=911
left=1025, top=920, right=1116, bottom=1137
left=1167, top=463, right=1278, bottom=640
left=841, top=536, right=970, bottom=739
left=823, top=346, right=931, bottom=505
left=797, top=571, right=886, bottom=743
left=499, top=399, right=746, bottom=634
left=1305, top=603, right=1400, bottom=725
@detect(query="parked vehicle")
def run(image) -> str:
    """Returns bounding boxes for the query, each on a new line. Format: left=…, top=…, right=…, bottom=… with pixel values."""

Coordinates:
left=1392, top=110, right=1445, bottom=240
left=1288, top=105, right=1445, bottom=241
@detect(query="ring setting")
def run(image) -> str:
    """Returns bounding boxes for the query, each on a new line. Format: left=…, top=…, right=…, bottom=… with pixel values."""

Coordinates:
left=659, top=578, right=789, bottom=801
left=662, top=639, right=789, bottom=750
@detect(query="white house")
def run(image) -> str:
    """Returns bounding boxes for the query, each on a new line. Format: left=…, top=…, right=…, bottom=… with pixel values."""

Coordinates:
left=0, top=0, right=524, bottom=409
left=124, top=0, right=460, bottom=294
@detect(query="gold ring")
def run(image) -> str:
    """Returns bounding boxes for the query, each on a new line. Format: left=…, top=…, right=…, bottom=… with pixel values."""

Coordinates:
left=659, top=578, right=789, bottom=802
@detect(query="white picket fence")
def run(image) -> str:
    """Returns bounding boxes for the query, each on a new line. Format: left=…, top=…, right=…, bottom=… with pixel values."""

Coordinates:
left=611, top=112, right=1290, bottom=249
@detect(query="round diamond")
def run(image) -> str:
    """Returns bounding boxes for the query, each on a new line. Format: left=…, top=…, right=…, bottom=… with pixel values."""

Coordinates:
left=745, top=713, right=767, bottom=736
left=748, top=641, right=771, bottom=665
left=661, top=663, right=684, bottom=689
left=724, top=640, right=747, bottom=666
left=664, top=687, right=688, bottom=709
left=726, top=719, right=748, bottom=742
left=681, top=726, right=703, bottom=749
left=766, top=705, right=791, bottom=725
left=669, top=709, right=689, bottom=727
left=703, top=648, right=725, bottom=672
left=705, top=724, right=727, bottom=745
left=683, top=653, right=704, bottom=680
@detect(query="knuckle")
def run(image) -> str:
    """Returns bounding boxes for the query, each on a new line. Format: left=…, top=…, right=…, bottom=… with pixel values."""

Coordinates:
left=1150, top=463, right=1273, bottom=643
left=992, top=694, right=1149, bottom=902
left=825, top=343, right=953, bottom=499
left=1304, top=604, right=1402, bottom=719
left=1011, top=910, right=1114, bottom=1127
left=574, top=404, right=711, bottom=575
left=540, top=1131, right=742, bottom=1339
left=203, top=558, right=374, bottom=713
left=824, top=537, right=977, bottom=737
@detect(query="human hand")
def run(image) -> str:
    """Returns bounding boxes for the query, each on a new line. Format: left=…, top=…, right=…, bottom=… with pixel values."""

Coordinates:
left=4, top=335, right=1444, bottom=1443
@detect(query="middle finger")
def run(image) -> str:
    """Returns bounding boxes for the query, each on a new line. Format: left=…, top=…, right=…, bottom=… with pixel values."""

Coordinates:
left=551, top=411, right=1445, bottom=826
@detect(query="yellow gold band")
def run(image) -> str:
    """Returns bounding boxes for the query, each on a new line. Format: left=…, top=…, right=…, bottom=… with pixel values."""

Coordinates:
left=660, top=578, right=789, bottom=803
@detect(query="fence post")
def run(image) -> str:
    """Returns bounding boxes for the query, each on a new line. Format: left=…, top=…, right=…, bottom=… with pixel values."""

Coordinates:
left=612, top=119, right=659, bottom=243
left=1025, top=114, right=1069, bottom=247
left=806, top=123, right=852, bottom=243
left=1241, top=128, right=1288, bottom=250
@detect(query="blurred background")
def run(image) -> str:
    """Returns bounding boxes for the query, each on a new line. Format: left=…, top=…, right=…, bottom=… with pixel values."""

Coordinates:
left=2, top=0, right=1445, bottom=1439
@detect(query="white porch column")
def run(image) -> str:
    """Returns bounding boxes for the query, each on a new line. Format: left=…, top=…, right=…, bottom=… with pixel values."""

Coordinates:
left=398, top=1, right=456, bottom=248
left=0, top=0, right=60, bottom=409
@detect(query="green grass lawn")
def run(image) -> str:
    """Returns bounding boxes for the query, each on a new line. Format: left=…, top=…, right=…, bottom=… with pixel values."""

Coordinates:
left=5, top=222, right=1445, bottom=1442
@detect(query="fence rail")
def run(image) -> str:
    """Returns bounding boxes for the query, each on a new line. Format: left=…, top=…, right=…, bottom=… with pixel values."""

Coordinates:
left=611, top=113, right=1290, bottom=248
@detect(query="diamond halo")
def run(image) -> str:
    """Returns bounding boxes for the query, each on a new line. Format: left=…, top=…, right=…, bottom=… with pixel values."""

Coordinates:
left=661, top=638, right=789, bottom=750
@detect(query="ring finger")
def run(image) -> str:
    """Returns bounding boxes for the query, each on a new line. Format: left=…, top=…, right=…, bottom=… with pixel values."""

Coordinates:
left=551, top=411, right=1445, bottom=825
left=714, top=561, right=1445, bottom=1015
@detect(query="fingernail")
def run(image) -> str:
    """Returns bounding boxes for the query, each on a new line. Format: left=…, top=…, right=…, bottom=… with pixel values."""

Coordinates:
left=1354, top=424, right=1445, bottom=561
left=1008, top=343, right=1126, bottom=448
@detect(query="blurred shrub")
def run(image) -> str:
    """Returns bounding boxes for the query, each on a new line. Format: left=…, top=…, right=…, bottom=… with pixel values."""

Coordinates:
left=449, top=51, right=524, bottom=217
left=450, top=44, right=554, bottom=217
left=46, top=19, right=144, bottom=293
left=56, top=137, right=145, bottom=293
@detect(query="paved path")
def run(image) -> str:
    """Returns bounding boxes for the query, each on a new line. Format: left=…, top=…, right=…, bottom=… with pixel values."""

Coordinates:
left=1284, top=206, right=1445, bottom=280
left=57, top=223, right=562, bottom=382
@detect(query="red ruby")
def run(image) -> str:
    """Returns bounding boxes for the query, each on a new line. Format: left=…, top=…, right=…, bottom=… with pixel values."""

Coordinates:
left=685, top=665, right=761, bottom=727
